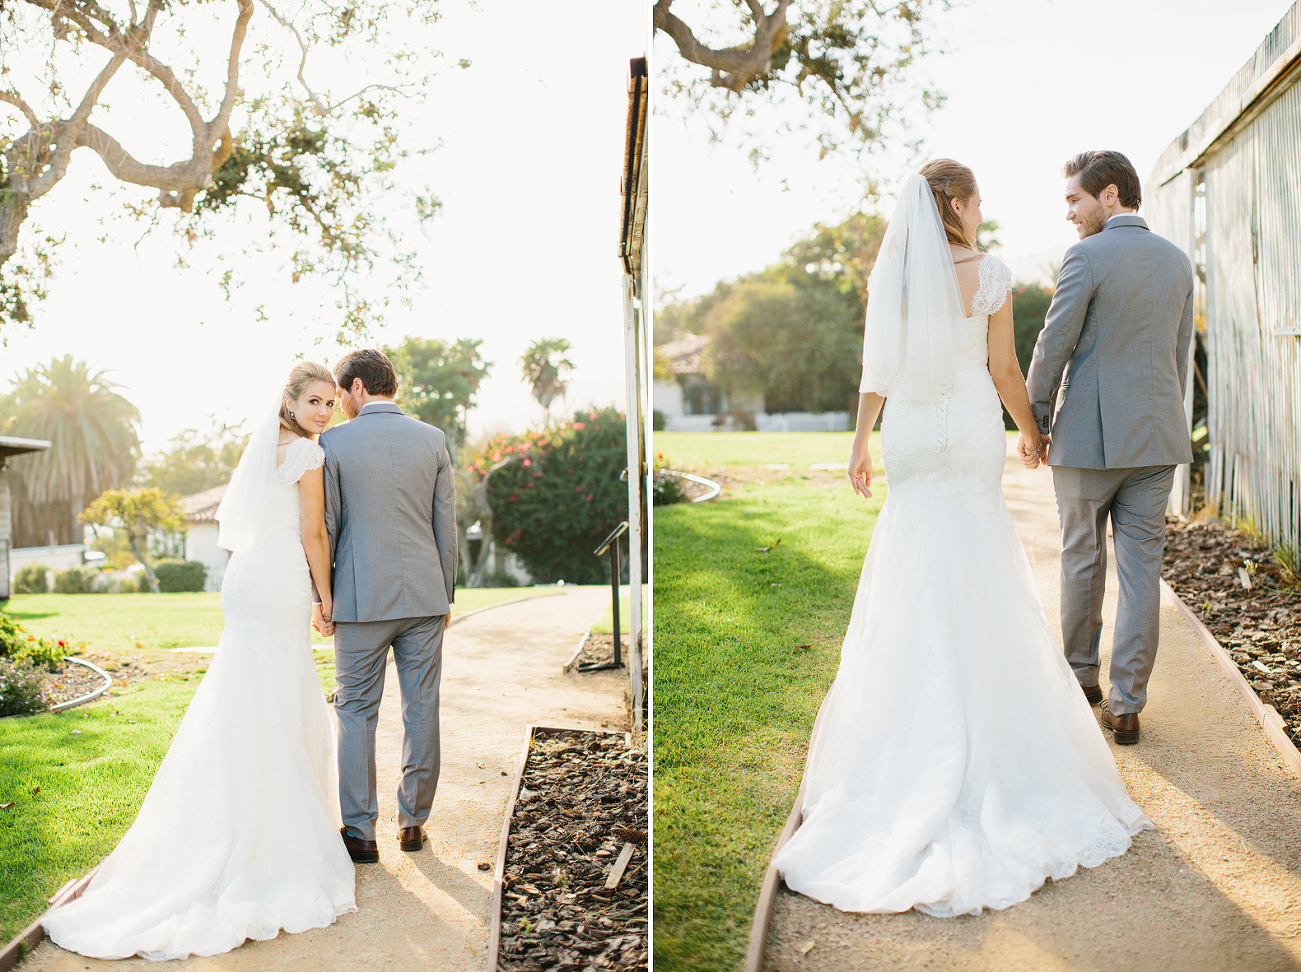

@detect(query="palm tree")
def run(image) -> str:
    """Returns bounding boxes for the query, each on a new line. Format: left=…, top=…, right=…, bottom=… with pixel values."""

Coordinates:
left=520, top=337, right=575, bottom=426
left=1, top=356, right=141, bottom=546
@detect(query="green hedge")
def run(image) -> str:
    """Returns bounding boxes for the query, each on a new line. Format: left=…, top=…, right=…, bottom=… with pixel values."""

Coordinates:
left=54, top=566, right=97, bottom=594
left=153, top=560, right=208, bottom=593
left=13, top=564, right=50, bottom=595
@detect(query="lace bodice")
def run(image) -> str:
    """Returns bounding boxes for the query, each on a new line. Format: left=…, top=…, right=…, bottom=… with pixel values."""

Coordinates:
left=274, top=436, right=325, bottom=487
left=968, top=253, right=1012, bottom=319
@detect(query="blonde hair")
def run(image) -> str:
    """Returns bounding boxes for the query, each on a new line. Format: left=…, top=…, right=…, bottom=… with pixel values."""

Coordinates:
left=280, top=361, right=335, bottom=437
left=919, top=158, right=979, bottom=250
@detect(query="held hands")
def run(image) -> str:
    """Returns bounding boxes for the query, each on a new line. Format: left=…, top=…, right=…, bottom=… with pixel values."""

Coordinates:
left=848, top=440, right=874, bottom=499
left=312, top=600, right=335, bottom=638
left=1017, top=432, right=1050, bottom=470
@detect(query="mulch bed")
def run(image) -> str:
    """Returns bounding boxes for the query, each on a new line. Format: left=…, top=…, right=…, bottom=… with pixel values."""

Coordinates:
left=1162, top=517, right=1301, bottom=747
left=497, top=729, right=648, bottom=971
left=40, top=661, right=109, bottom=707
left=574, top=634, right=630, bottom=671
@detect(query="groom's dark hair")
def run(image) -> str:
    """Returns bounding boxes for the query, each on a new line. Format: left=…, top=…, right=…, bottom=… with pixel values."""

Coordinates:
left=1063, top=151, right=1141, bottom=210
left=335, top=348, right=398, bottom=397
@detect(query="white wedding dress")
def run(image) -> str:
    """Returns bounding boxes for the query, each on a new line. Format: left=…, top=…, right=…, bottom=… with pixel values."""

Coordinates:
left=773, top=253, right=1151, bottom=917
left=44, top=436, right=357, bottom=960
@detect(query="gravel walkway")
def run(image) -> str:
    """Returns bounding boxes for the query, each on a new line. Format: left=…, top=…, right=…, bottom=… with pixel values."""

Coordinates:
left=22, top=586, right=627, bottom=972
left=766, top=442, right=1301, bottom=972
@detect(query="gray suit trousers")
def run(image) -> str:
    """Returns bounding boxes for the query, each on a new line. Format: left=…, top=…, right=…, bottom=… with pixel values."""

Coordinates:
left=333, top=614, right=445, bottom=839
left=1053, top=465, right=1176, bottom=715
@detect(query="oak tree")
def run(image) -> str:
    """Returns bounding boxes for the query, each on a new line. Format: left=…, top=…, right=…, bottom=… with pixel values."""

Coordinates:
left=0, top=0, right=451, bottom=337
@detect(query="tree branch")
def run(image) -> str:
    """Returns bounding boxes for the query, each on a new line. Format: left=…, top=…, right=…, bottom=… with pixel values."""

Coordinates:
left=654, top=0, right=791, bottom=93
left=210, top=0, right=254, bottom=139
left=258, top=0, right=328, bottom=115
left=25, top=48, right=130, bottom=199
left=0, top=91, right=40, bottom=128
left=26, top=0, right=206, bottom=135
left=70, top=122, right=212, bottom=195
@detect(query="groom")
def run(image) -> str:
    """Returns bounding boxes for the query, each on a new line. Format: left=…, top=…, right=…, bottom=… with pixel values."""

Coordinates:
left=1023, top=150, right=1194, bottom=746
left=313, top=348, right=458, bottom=861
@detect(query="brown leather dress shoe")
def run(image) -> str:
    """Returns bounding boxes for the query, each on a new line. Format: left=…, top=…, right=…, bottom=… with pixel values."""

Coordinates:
left=399, top=826, right=427, bottom=852
left=340, top=827, right=379, bottom=863
left=1080, top=682, right=1103, bottom=706
left=1099, top=701, right=1140, bottom=745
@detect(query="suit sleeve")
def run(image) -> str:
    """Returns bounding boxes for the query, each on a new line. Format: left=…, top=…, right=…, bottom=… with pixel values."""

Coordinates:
left=1175, top=263, right=1196, bottom=397
left=433, top=439, right=458, bottom=606
left=1026, top=246, right=1095, bottom=433
left=313, top=434, right=342, bottom=604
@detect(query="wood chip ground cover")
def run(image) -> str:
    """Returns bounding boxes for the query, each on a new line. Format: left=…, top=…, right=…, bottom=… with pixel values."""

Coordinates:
left=1162, top=517, right=1301, bottom=746
left=498, top=729, right=648, bottom=971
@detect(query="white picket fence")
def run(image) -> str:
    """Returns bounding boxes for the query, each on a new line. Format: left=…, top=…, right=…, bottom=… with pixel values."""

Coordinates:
left=662, top=411, right=850, bottom=433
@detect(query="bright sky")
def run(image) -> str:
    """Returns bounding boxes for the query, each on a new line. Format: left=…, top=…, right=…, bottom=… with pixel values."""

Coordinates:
left=654, top=0, right=1294, bottom=300
left=1, top=0, right=647, bottom=453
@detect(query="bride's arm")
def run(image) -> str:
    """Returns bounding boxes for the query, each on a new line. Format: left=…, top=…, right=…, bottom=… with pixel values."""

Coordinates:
left=848, top=392, right=885, bottom=499
left=987, top=295, right=1043, bottom=466
left=299, top=465, right=334, bottom=633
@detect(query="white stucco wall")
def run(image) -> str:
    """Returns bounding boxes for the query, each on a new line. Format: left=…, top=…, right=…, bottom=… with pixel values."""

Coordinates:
left=185, top=523, right=230, bottom=591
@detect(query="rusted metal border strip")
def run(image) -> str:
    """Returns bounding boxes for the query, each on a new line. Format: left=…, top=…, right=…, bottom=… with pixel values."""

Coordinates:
left=743, top=777, right=809, bottom=972
left=487, top=724, right=537, bottom=972
left=1161, top=578, right=1301, bottom=778
left=485, top=725, right=637, bottom=972
left=0, top=866, right=99, bottom=972
left=743, top=700, right=830, bottom=972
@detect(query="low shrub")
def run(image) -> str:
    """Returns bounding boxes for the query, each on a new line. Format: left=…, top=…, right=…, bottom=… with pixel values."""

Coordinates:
left=0, top=613, right=24, bottom=657
left=0, top=657, right=47, bottom=717
left=13, top=564, right=50, bottom=595
left=153, top=559, right=208, bottom=593
left=54, top=566, right=97, bottom=594
left=15, top=635, right=68, bottom=671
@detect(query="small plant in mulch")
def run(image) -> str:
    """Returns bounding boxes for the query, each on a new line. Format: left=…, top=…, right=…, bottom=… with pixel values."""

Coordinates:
left=498, top=729, right=648, bottom=972
left=1163, top=517, right=1301, bottom=746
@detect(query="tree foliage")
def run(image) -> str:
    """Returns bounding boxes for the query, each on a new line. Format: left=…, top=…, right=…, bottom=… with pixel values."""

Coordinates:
left=80, top=486, right=184, bottom=593
left=469, top=408, right=627, bottom=585
left=654, top=0, right=949, bottom=163
left=387, top=336, right=491, bottom=455
left=0, top=355, right=141, bottom=545
left=702, top=270, right=864, bottom=413
left=141, top=422, right=250, bottom=498
left=520, top=337, right=575, bottom=424
left=0, top=0, right=451, bottom=340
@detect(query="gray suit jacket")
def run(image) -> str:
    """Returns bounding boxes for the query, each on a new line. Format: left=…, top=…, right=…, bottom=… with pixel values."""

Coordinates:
left=1026, top=214, right=1195, bottom=469
left=319, top=401, right=457, bottom=622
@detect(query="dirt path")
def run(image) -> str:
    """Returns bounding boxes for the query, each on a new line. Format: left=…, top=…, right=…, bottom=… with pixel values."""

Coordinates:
left=766, top=443, right=1301, bottom=972
left=23, top=586, right=627, bottom=972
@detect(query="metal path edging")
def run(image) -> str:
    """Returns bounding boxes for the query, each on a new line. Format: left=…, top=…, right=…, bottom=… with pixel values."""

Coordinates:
left=0, top=867, right=99, bottom=972
left=1160, top=578, right=1301, bottom=778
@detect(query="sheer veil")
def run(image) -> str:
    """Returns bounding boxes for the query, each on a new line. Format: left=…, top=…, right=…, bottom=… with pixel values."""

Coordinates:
left=859, top=173, right=967, bottom=399
left=215, top=388, right=286, bottom=554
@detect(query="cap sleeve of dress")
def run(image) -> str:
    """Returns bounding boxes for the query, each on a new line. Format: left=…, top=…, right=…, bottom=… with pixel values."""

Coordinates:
left=274, top=436, right=326, bottom=486
left=971, top=254, right=1013, bottom=317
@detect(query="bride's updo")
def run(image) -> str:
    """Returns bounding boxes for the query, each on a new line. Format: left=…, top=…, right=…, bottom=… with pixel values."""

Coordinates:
left=919, top=158, right=978, bottom=250
left=280, top=361, right=334, bottom=437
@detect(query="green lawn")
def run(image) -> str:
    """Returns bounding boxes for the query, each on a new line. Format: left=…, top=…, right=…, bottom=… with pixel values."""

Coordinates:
left=0, top=676, right=200, bottom=944
left=5, top=585, right=570, bottom=655
left=589, top=586, right=650, bottom=635
left=0, top=582, right=579, bottom=945
left=652, top=431, right=884, bottom=971
left=652, top=430, right=858, bottom=471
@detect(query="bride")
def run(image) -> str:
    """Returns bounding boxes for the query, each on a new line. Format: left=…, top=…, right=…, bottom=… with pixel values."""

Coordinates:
left=43, top=362, right=357, bottom=960
left=772, top=161, right=1150, bottom=917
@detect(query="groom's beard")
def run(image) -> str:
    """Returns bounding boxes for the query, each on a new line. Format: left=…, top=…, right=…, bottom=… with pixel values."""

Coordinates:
left=1077, top=201, right=1108, bottom=239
